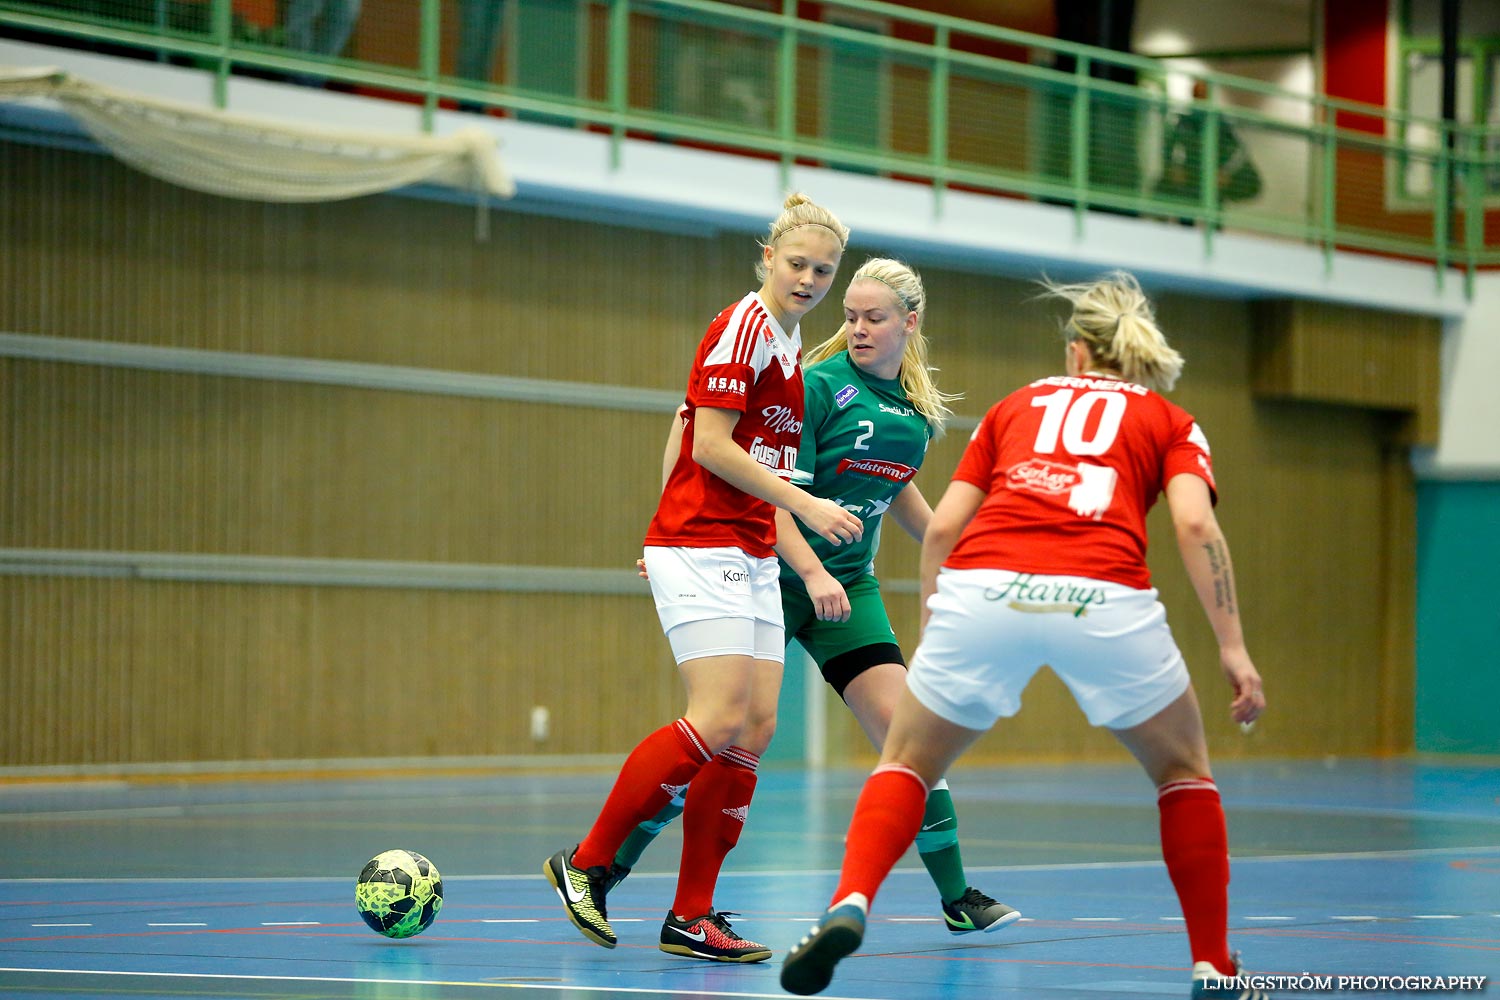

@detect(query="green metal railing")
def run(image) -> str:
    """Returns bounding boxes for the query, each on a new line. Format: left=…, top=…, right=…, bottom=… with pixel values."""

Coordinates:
left=3, top=0, right=1497, bottom=291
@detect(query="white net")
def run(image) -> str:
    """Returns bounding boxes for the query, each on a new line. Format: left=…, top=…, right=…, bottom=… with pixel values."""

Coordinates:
left=0, top=65, right=514, bottom=204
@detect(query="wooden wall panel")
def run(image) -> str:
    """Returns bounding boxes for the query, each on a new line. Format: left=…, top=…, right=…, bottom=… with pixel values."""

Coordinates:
left=2, top=147, right=735, bottom=390
left=0, top=577, right=675, bottom=767
left=0, top=361, right=668, bottom=567
left=1251, top=298, right=1442, bottom=447
left=1, top=141, right=1416, bottom=769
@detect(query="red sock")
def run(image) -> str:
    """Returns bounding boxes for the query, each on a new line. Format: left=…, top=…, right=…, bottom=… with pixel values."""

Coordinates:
left=1158, top=778, right=1235, bottom=974
left=672, top=745, right=758, bottom=918
left=830, top=764, right=929, bottom=908
left=574, top=719, right=712, bottom=870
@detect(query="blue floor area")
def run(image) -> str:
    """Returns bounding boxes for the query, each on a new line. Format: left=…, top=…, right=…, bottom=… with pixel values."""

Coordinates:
left=1, top=758, right=1497, bottom=998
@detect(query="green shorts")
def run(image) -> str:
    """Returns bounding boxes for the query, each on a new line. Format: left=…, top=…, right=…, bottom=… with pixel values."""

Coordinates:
left=781, top=573, right=906, bottom=698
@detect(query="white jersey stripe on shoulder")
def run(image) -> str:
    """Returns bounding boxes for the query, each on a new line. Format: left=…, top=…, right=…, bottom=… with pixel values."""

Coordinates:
left=704, top=294, right=764, bottom=368
left=734, top=302, right=767, bottom=368
left=732, top=317, right=753, bottom=368
left=742, top=312, right=769, bottom=367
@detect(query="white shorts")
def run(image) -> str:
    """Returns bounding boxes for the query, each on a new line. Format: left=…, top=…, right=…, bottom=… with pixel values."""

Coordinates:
left=906, top=568, right=1190, bottom=731
left=643, top=546, right=785, bottom=664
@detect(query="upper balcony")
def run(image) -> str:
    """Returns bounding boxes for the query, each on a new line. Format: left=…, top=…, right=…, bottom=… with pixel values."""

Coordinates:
left=3, top=0, right=1497, bottom=299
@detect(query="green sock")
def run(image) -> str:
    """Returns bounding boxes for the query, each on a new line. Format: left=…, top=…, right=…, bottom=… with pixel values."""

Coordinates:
left=914, top=782, right=968, bottom=903
left=613, top=789, right=686, bottom=869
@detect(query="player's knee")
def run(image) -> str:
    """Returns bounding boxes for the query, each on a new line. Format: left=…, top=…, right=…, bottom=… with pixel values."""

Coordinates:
left=737, top=715, right=776, bottom=756
left=688, top=702, right=757, bottom=753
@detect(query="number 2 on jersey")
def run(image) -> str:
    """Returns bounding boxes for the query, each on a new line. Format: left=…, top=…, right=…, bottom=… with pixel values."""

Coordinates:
left=1030, top=389, right=1125, bottom=455
left=852, top=419, right=874, bottom=451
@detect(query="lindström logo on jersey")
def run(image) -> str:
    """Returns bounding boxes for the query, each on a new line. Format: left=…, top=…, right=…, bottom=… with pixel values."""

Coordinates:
left=837, top=457, right=918, bottom=483
left=834, top=384, right=859, bottom=407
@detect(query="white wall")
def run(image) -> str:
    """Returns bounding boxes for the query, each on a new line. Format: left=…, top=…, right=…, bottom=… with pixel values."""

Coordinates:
left=1417, top=272, right=1500, bottom=480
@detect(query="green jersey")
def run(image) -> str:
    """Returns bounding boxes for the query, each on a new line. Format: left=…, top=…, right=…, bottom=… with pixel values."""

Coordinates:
left=781, top=351, right=932, bottom=587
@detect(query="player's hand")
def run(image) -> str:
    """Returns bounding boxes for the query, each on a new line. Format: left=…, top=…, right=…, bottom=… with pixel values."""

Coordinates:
left=805, top=570, right=851, bottom=623
left=1219, top=645, right=1264, bottom=727
left=797, top=497, right=863, bottom=547
left=636, top=556, right=650, bottom=580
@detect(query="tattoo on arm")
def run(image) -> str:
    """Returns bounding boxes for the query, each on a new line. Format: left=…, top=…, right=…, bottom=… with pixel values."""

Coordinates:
left=1201, top=540, right=1236, bottom=615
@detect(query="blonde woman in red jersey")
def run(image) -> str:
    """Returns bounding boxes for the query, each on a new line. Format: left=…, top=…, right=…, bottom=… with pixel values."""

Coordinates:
left=782, top=271, right=1270, bottom=999
left=545, top=193, right=863, bottom=963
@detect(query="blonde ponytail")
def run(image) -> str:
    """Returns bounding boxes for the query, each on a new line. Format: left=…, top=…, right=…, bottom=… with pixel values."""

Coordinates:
left=1039, top=270, right=1184, bottom=393
left=755, top=192, right=851, bottom=282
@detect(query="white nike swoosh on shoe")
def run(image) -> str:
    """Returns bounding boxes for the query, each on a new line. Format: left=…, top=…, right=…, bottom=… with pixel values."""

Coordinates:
left=668, top=924, right=707, bottom=942
left=563, top=874, right=588, bottom=904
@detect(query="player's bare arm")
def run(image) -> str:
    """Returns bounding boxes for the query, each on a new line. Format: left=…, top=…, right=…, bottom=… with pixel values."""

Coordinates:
left=637, top=411, right=690, bottom=580
left=773, top=508, right=851, bottom=622
left=693, top=406, right=862, bottom=547
left=888, top=482, right=934, bottom=543
left=918, top=480, right=985, bottom=632
left=1165, top=473, right=1265, bottom=725
left=660, top=407, right=686, bottom=490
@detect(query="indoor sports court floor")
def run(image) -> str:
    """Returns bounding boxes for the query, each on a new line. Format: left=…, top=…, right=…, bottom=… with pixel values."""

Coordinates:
left=2, top=758, right=1497, bottom=999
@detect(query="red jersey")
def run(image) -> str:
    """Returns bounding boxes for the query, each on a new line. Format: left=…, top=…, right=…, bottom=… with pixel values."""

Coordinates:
left=645, top=292, right=805, bottom=558
left=946, top=375, right=1216, bottom=589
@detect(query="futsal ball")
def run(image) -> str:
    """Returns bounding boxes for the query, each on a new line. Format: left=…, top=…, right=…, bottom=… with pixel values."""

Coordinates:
left=355, top=849, right=443, bottom=939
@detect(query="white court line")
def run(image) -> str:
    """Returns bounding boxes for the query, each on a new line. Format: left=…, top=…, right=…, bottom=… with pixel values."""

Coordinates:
left=0, top=967, right=890, bottom=1000
left=19, top=913, right=1481, bottom=932
left=10, top=843, right=1499, bottom=884
left=954, top=843, right=1500, bottom=877
left=0, top=806, right=188, bottom=822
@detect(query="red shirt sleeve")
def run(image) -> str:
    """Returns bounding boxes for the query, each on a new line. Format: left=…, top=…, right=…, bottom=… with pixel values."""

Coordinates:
left=1162, top=415, right=1217, bottom=504
left=952, top=403, right=1003, bottom=491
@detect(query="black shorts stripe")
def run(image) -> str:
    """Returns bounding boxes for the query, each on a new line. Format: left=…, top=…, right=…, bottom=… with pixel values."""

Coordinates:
left=821, top=642, right=906, bottom=699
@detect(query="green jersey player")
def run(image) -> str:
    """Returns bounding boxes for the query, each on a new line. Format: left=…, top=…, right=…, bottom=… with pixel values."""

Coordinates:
left=783, top=348, right=929, bottom=586
left=614, top=259, right=1020, bottom=936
